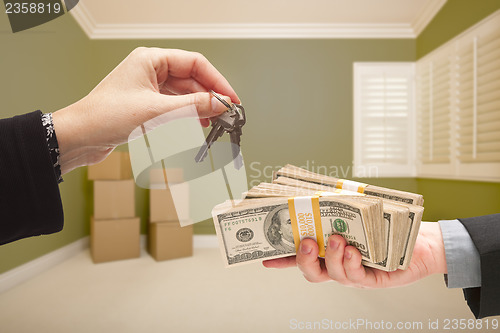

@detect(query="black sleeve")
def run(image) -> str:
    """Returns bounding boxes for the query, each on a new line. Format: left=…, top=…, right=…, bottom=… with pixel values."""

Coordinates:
left=0, top=111, right=64, bottom=245
left=458, top=213, right=500, bottom=319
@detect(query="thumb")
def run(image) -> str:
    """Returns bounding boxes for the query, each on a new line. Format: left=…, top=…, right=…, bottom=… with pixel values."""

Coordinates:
left=156, top=92, right=232, bottom=118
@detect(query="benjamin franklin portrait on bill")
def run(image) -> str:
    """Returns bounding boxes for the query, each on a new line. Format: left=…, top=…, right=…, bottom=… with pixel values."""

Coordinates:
left=264, top=205, right=295, bottom=253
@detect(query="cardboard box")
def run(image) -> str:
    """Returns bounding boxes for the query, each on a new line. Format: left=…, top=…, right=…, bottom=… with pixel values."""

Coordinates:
left=88, top=151, right=132, bottom=180
left=90, top=217, right=140, bottom=263
left=94, top=180, right=135, bottom=219
left=150, top=183, right=189, bottom=222
left=148, top=221, right=193, bottom=261
left=149, top=168, right=184, bottom=185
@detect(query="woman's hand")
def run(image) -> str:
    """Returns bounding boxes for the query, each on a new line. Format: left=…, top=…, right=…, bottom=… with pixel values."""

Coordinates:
left=263, top=222, right=447, bottom=288
left=52, top=47, right=239, bottom=174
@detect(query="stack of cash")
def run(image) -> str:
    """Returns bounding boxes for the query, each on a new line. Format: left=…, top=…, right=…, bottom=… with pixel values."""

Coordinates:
left=275, top=164, right=424, bottom=206
left=212, top=165, right=424, bottom=271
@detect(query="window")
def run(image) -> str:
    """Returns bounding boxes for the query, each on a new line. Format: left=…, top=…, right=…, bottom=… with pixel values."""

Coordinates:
left=354, top=11, right=500, bottom=182
left=417, top=11, right=500, bottom=181
left=353, top=63, right=416, bottom=177
left=416, top=46, right=454, bottom=177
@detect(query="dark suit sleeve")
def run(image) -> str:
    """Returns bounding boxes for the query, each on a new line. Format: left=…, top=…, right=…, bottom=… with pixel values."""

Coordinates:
left=0, top=111, right=64, bottom=245
left=459, top=213, right=500, bottom=319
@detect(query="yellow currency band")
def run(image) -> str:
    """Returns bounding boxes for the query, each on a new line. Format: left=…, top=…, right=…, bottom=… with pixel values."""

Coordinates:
left=288, top=196, right=325, bottom=258
left=314, top=190, right=343, bottom=197
left=336, top=179, right=368, bottom=193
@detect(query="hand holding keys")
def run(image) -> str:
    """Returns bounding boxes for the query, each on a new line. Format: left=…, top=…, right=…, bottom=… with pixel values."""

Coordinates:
left=195, top=91, right=246, bottom=169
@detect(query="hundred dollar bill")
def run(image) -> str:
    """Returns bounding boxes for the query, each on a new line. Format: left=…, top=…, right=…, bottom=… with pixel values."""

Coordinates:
left=398, top=206, right=424, bottom=269
left=212, top=196, right=385, bottom=267
left=270, top=176, right=424, bottom=270
left=244, top=183, right=410, bottom=271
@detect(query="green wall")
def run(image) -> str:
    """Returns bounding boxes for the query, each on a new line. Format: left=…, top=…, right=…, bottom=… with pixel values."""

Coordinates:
left=0, top=12, right=416, bottom=273
left=0, top=14, right=94, bottom=273
left=417, top=0, right=500, bottom=59
left=418, top=179, right=500, bottom=221
left=88, top=38, right=416, bottom=234
left=415, top=0, right=500, bottom=221
left=1, top=0, right=500, bottom=274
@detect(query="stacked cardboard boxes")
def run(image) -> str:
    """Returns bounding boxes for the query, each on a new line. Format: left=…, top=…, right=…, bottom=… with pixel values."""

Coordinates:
left=148, top=168, right=193, bottom=261
left=88, top=152, right=140, bottom=263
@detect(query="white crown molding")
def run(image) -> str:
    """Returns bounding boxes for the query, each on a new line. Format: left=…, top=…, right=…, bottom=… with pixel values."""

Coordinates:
left=70, top=2, right=416, bottom=39
left=68, top=1, right=95, bottom=38
left=84, top=23, right=416, bottom=39
left=412, top=0, right=447, bottom=36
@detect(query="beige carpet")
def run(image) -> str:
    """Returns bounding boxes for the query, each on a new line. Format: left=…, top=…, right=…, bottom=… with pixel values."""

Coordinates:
left=0, top=248, right=493, bottom=333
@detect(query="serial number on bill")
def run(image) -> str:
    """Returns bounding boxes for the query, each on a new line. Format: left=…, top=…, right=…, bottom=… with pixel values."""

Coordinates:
left=5, top=2, right=62, bottom=14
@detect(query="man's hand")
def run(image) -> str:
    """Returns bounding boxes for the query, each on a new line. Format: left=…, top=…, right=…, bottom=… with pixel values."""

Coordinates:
left=52, top=47, right=240, bottom=174
left=263, top=222, right=447, bottom=288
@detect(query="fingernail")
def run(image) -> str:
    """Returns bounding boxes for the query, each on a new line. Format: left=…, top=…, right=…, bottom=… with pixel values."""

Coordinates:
left=329, top=238, right=339, bottom=250
left=300, top=242, right=312, bottom=255
left=344, top=251, right=352, bottom=260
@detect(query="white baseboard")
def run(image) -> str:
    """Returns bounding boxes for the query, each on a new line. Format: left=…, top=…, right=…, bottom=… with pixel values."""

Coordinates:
left=140, top=234, right=218, bottom=249
left=193, top=235, right=218, bottom=248
left=0, top=237, right=89, bottom=294
left=0, top=234, right=218, bottom=294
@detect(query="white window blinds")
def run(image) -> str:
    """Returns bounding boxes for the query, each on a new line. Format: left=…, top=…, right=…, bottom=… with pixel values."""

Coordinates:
left=353, top=63, right=415, bottom=177
left=417, top=10, right=500, bottom=181
left=416, top=46, right=454, bottom=177
left=458, top=20, right=500, bottom=164
left=354, top=11, right=500, bottom=181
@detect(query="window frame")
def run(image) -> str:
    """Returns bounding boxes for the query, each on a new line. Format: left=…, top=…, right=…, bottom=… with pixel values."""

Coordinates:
left=353, top=11, right=500, bottom=183
left=353, top=62, right=417, bottom=178
left=416, top=10, right=500, bottom=182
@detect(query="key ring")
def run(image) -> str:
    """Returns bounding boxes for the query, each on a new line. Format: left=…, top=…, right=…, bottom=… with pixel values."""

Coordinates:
left=210, top=90, right=232, bottom=109
left=210, top=90, right=244, bottom=120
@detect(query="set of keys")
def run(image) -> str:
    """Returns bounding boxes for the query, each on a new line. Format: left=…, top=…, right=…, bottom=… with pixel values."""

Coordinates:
left=195, top=90, right=246, bottom=169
